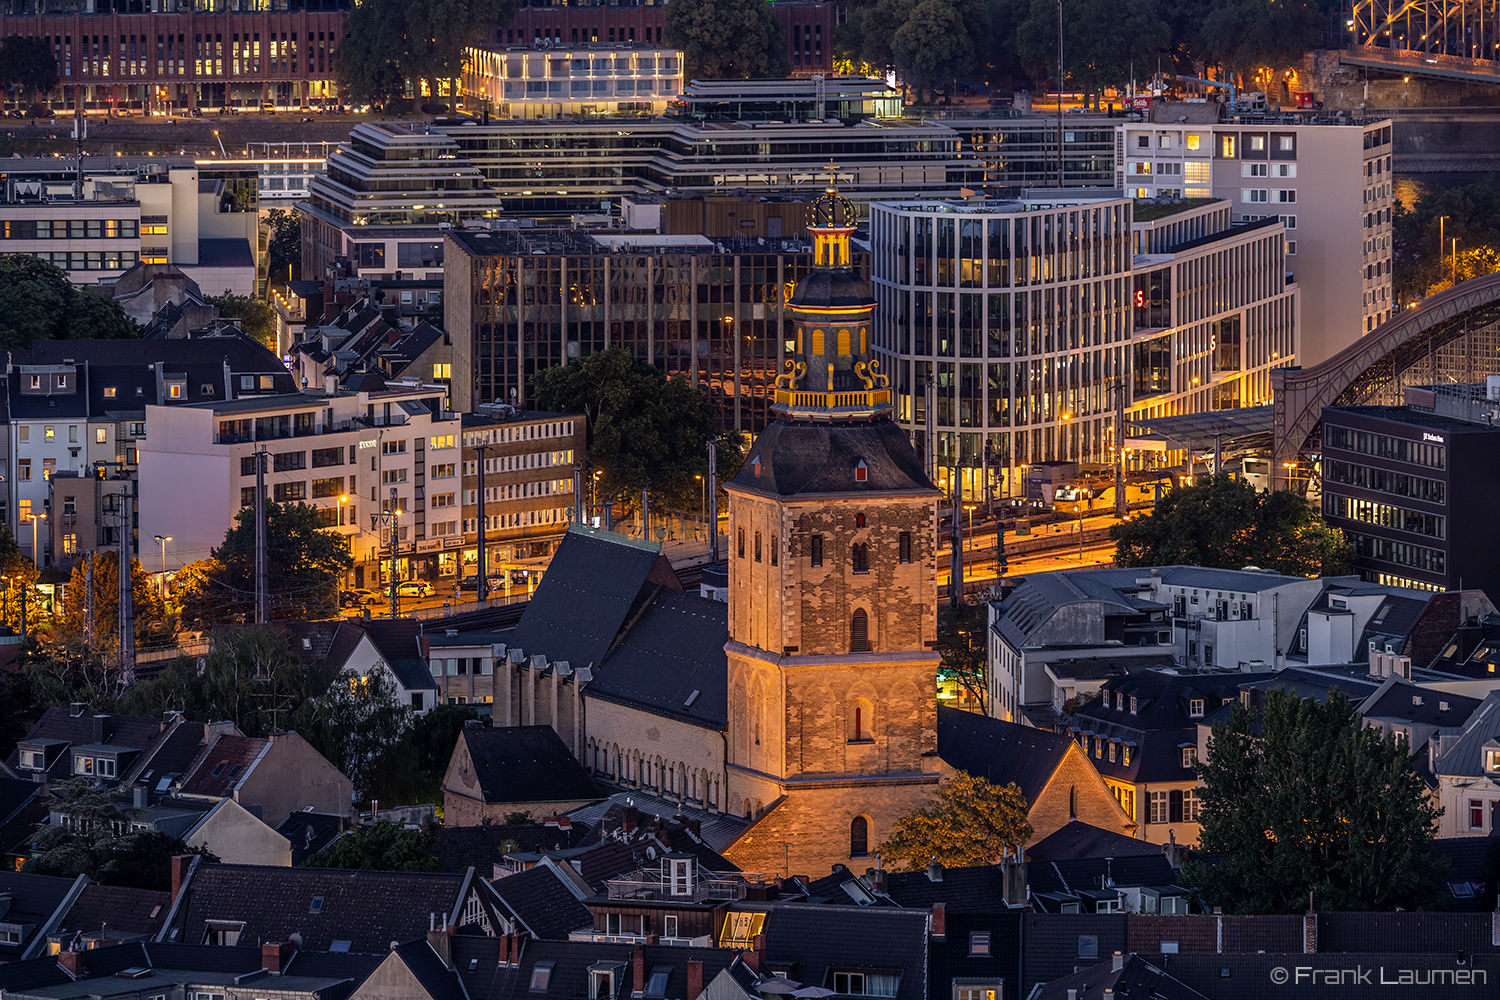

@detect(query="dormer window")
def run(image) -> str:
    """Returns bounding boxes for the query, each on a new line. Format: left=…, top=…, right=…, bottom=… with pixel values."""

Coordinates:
left=1189, top=699, right=1205, bottom=718
left=1130, top=696, right=1138, bottom=714
left=855, top=460, right=868, bottom=482
left=1486, top=749, right=1500, bottom=772
left=751, top=455, right=761, bottom=477
left=57, top=375, right=66, bottom=388
left=530, top=962, right=555, bottom=992
left=18, top=748, right=43, bottom=770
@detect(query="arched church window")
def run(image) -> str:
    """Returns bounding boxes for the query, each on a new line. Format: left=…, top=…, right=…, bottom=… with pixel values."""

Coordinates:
left=850, top=816, right=870, bottom=858
left=851, top=608, right=871, bottom=651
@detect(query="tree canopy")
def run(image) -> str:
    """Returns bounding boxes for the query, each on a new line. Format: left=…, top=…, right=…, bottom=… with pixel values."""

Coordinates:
left=1110, top=475, right=1350, bottom=577
left=206, top=292, right=277, bottom=350
left=332, top=0, right=521, bottom=107
left=0, top=36, right=59, bottom=100
left=664, top=0, right=791, bottom=80
left=177, top=502, right=352, bottom=628
left=304, top=820, right=441, bottom=871
left=530, top=347, right=743, bottom=515
left=937, top=601, right=987, bottom=714
left=265, top=209, right=302, bottom=284
left=1186, top=688, right=1442, bottom=913
left=50, top=553, right=172, bottom=658
left=296, top=665, right=412, bottom=801
left=0, top=256, right=139, bottom=348
left=878, top=771, right=1032, bottom=868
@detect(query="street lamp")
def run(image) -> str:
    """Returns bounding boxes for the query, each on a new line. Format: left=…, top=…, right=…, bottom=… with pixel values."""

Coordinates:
left=27, top=511, right=45, bottom=570
left=696, top=474, right=705, bottom=541
left=153, top=534, right=173, bottom=598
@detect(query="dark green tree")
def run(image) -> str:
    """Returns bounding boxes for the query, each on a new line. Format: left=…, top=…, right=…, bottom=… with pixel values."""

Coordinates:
left=1110, top=475, right=1350, bottom=577
left=295, top=664, right=411, bottom=801
left=304, top=820, right=441, bottom=871
left=332, top=0, right=521, bottom=107
left=1186, top=688, right=1443, bottom=913
left=531, top=347, right=743, bottom=515
left=937, top=601, right=987, bottom=713
left=891, top=0, right=977, bottom=105
left=664, top=0, right=792, bottom=80
left=51, top=553, right=172, bottom=659
left=1195, top=0, right=1322, bottom=85
left=0, top=256, right=138, bottom=348
left=178, top=502, right=352, bottom=627
left=265, top=209, right=303, bottom=283
left=0, top=35, right=59, bottom=102
left=206, top=292, right=277, bottom=349
left=1016, top=0, right=1169, bottom=103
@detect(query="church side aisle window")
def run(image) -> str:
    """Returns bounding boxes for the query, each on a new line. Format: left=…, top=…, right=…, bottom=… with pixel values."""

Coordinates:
left=755, top=532, right=763, bottom=562
left=852, top=542, right=869, bottom=573
left=850, top=816, right=870, bottom=857
left=738, top=529, right=745, bottom=557
left=851, top=609, right=870, bottom=652
left=810, top=534, right=824, bottom=566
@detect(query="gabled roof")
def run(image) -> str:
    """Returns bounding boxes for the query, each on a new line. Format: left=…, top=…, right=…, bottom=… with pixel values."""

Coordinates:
left=456, top=726, right=602, bottom=807
left=162, top=863, right=471, bottom=953
left=0, top=871, right=85, bottom=961
left=585, top=590, right=729, bottom=730
left=756, top=904, right=930, bottom=1000
left=1032, top=954, right=1208, bottom=1000
left=1429, top=690, right=1500, bottom=779
left=1027, top=821, right=1163, bottom=863
left=567, top=790, right=748, bottom=855
left=57, top=883, right=171, bottom=939
left=275, top=810, right=348, bottom=866
left=929, top=911, right=1022, bottom=1000
left=936, top=706, right=1071, bottom=804
left=728, top=417, right=936, bottom=498
left=392, top=938, right=466, bottom=1000
left=882, top=865, right=1006, bottom=913
left=1428, top=837, right=1500, bottom=912
left=485, top=864, right=591, bottom=939
left=451, top=937, right=735, bottom=1000
left=428, top=823, right=590, bottom=875
left=508, top=525, right=682, bottom=671
left=8, top=708, right=176, bottom=779
left=352, top=619, right=437, bottom=693
left=178, top=734, right=270, bottom=798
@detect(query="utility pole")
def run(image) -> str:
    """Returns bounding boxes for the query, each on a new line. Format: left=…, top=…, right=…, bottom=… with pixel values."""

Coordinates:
left=707, top=440, right=719, bottom=564
left=254, top=448, right=268, bottom=624
left=1113, top=376, right=1127, bottom=519
left=389, top=486, right=400, bottom=619
left=924, top=377, right=936, bottom=486
left=573, top=466, right=583, bottom=526
left=83, top=551, right=93, bottom=652
left=118, top=485, right=134, bottom=680
left=949, top=463, right=963, bottom=605
left=475, top=444, right=489, bottom=603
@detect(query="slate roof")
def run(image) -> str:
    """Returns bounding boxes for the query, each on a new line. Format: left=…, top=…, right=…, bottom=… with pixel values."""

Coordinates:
left=1428, top=837, right=1500, bottom=912
left=508, top=525, right=680, bottom=671
left=1032, top=955, right=1208, bottom=1000
left=1315, top=910, right=1500, bottom=953
left=128, top=718, right=214, bottom=794
left=393, top=939, right=465, bottom=1000
left=1027, top=856, right=1180, bottom=897
left=485, top=864, right=592, bottom=939
left=178, top=734, right=270, bottom=798
left=428, top=823, right=590, bottom=874
left=882, top=865, right=1006, bottom=913
left=1020, top=913, right=1128, bottom=992
left=0, top=871, right=81, bottom=961
left=585, top=590, right=729, bottom=730
left=163, top=863, right=471, bottom=953
left=728, top=417, right=936, bottom=498
left=282, top=948, right=387, bottom=983
left=930, top=911, right=1023, bottom=999
left=0, top=777, right=41, bottom=830
left=457, top=726, right=602, bottom=806
left=58, top=883, right=171, bottom=939
left=451, top=937, right=736, bottom=1000
left=355, top=619, right=437, bottom=693
left=1027, top=822, right=1164, bottom=863
left=276, top=810, right=348, bottom=866
left=936, top=706, right=1071, bottom=804
left=1361, top=678, right=1482, bottom=729
left=8, top=707, right=176, bottom=778
left=756, top=904, right=929, bottom=1000
left=568, top=789, right=748, bottom=854
left=1434, top=691, right=1500, bottom=778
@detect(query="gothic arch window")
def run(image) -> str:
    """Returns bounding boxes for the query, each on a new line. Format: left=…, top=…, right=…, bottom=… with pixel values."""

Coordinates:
left=754, top=531, right=762, bottom=562
left=848, top=695, right=873, bottom=740
left=850, top=816, right=870, bottom=858
left=851, top=609, right=871, bottom=652
left=852, top=543, right=869, bottom=574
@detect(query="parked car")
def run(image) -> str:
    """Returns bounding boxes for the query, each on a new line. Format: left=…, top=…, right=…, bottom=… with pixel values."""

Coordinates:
left=340, top=589, right=377, bottom=608
left=395, top=580, right=434, bottom=598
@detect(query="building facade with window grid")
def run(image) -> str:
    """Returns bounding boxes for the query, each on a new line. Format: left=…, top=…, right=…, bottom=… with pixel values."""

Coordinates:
left=1321, top=393, right=1500, bottom=599
left=444, top=228, right=868, bottom=434
left=138, top=381, right=457, bottom=590
left=869, top=195, right=1298, bottom=498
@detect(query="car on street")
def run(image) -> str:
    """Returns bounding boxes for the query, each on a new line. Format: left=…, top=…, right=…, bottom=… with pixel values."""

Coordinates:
left=394, top=580, right=434, bottom=598
left=340, top=589, right=378, bottom=608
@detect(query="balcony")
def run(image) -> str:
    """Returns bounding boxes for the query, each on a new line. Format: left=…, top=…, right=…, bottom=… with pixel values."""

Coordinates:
left=604, top=866, right=750, bottom=903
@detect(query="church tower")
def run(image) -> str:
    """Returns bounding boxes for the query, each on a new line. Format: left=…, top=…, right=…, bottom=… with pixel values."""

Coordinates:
left=721, top=182, right=942, bottom=877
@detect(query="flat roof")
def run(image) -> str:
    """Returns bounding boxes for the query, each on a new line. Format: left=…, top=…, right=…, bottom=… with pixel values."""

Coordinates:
left=1133, top=197, right=1223, bottom=222
left=1327, top=405, right=1500, bottom=435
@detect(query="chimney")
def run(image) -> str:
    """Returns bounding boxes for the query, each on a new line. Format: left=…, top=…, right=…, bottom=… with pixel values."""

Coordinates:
left=92, top=713, right=110, bottom=743
left=1303, top=909, right=1317, bottom=954
left=262, top=941, right=293, bottom=973
left=58, top=949, right=83, bottom=977
left=170, top=854, right=192, bottom=900
left=622, top=805, right=639, bottom=833
left=509, top=933, right=521, bottom=966
left=498, top=932, right=510, bottom=966
left=752, top=933, right=767, bottom=972
left=1067, top=992, right=1078, bottom=1000
left=686, top=960, right=704, bottom=1000
left=1001, top=856, right=1027, bottom=906
left=132, top=784, right=148, bottom=809
left=1112, top=951, right=1124, bottom=972
left=69, top=702, right=87, bottom=718
left=931, top=903, right=946, bottom=941
left=427, top=927, right=453, bottom=969
left=927, top=859, right=944, bottom=882
left=632, top=942, right=646, bottom=996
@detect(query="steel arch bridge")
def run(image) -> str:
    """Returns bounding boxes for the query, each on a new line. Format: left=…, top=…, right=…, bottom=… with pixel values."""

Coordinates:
left=1272, top=270, right=1500, bottom=473
left=1345, top=0, right=1500, bottom=82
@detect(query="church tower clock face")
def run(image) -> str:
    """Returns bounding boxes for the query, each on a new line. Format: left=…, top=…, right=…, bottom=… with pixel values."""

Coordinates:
left=720, top=176, right=944, bottom=877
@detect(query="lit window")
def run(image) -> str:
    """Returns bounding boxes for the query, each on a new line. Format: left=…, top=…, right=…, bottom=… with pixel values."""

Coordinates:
left=1182, top=746, right=1198, bottom=768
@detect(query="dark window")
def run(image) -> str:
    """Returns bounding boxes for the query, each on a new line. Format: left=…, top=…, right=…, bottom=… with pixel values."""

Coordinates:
left=856, top=513, right=867, bottom=527
left=738, top=529, right=745, bottom=558
left=810, top=534, right=823, bottom=566
left=850, top=816, right=869, bottom=857
left=969, top=932, right=991, bottom=956
left=240, top=456, right=257, bottom=476
left=899, top=532, right=912, bottom=563
left=1168, top=789, right=1184, bottom=824
left=770, top=534, right=778, bottom=566
left=356, top=242, right=385, bottom=269
left=855, top=460, right=868, bottom=482
left=852, top=542, right=869, bottom=573
left=851, top=608, right=870, bottom=651
left=755, top=531, right=762, bottom=562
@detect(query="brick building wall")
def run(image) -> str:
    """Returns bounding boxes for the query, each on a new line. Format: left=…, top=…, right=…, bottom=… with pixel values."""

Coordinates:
left=1024, top=744, right=1133, bottom=842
